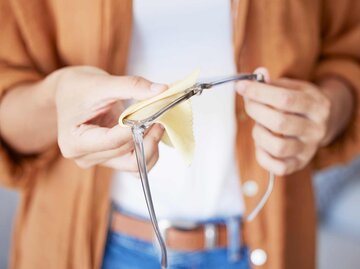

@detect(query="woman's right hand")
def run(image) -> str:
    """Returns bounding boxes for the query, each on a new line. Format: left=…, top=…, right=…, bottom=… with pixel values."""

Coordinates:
left=54, top=66, right=166, bottom=172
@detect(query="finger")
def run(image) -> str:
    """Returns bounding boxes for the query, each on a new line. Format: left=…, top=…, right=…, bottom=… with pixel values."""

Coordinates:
left=137, top=123, right=164, bottom=167
left=75, top=125, right=163, bottom=170
left=88, top=75, right=168, bottom=104
left=244, top=99, right=316, bottom=139
left=255, top=147, right=299, bottom=176
left=101, top=147, right=160, bottom=173
left=101, top=124, right=164, bottom=172
left=271, top=78, right=331, bottom=123
left=87, top=100, right=125, bottom=127
left=145, top=147, right=160, bottom=171
left=101, top=152, right=138, bottom=172
left=236, top=81, right=315, bottom=116
left=145, top=123, right=165, bottom=141
left=254, top=67, right=271, bottom=83
left=296, top=143, right=318, bottom=165
left=270, top=77, right=309, bottom=91
left=73, top=141, right=134, bottom=168
left=252, top=124, right=304, bottom=158
left=102, top=139, right=159, bottom=172
left=60, top=124, right=133, bottom=158
left=68, top=118, right=154, bottom=159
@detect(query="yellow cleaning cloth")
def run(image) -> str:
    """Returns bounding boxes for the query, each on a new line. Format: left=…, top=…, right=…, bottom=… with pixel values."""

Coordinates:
left=119, top=71, right=199, bottom=164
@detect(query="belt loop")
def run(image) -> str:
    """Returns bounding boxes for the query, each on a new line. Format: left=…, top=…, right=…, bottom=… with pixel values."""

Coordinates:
left=204, top=224, right=217, bottom=249
left=226, top=217, right=241, bottom=262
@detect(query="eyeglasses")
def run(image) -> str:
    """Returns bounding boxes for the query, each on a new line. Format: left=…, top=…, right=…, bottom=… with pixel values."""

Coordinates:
left=123, top=73, right=275, bottom=268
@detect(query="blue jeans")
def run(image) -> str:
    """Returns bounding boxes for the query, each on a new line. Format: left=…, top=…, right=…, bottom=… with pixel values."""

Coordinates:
left=102, top=213, right=251, bottom=269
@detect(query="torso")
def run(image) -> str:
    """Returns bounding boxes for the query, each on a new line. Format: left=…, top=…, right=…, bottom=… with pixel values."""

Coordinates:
left=111, top=0, right=244, bottom=221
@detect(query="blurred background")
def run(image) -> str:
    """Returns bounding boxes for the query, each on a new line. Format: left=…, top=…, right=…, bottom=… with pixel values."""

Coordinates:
left=1, top=157, right=360, bottom=268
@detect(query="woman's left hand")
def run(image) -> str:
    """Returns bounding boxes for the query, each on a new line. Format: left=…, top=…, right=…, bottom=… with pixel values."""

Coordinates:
left=236, top=71, right=333, bottom=176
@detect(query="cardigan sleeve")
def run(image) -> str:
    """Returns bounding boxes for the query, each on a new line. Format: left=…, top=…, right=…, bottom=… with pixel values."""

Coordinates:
left=0, top=0, right=59, bottom=189
left=312, top=0, right=360, bottom=170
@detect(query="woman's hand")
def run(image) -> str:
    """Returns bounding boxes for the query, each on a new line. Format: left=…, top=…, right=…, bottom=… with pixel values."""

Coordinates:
left=54, top=66, right=166, bottom=171
left=236, top=68, right=353, bottom=176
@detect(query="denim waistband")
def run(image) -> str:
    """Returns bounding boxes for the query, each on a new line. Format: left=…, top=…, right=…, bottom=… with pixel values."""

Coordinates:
left=110, top=203, right=245, bottom=261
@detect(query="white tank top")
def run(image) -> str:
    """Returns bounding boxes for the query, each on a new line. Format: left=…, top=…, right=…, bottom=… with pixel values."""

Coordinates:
left=111, top=0, right=244, bottom=221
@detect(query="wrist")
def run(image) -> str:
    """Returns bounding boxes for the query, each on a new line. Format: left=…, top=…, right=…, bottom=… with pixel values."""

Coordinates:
left=36, top=68, right=69, bottom=110
left=0, top=68, right=74, bottom=154
left=319, top=77, right=354, bottom=146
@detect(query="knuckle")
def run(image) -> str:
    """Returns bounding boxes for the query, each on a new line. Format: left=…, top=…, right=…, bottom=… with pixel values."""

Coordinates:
left=151, top=133, right=161, bottom=144
left=292, top=120, right=307, bottom=137
left=274, top=140, right=288, bottom=157
left=108, top=131, right=132, bottom=150
left=281, top=93, right=296, bottom=107
left=149, top=134, right=161, bottom=148
left=301, top=96, right=312, bottom=112
left=291, top=140, right=302, bottom=154
left=275, top=116, right=287, bottom=131
left=130, top=76, right=144, bottom=89
left=119, top=142, right=134, bottom=155
left=108, top=136, right=123, bottom=149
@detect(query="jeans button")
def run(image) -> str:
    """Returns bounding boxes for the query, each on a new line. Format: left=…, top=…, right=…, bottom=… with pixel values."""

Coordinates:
left=250, top=248, right=267, bottom=266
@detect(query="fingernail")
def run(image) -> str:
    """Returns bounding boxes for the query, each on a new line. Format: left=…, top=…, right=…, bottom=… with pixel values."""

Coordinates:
left=151, top=83, right=167, bottom=92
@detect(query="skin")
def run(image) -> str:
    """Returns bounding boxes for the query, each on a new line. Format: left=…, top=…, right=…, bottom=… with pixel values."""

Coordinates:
left=236, top=68, right=354, bottom=175
left=0, top=66, right=354, bottom=176
left=0, top=66, right=166, bottom=172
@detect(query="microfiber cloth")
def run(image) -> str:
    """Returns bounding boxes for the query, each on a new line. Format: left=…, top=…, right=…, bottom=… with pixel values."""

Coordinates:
left=119, top=71, right=199, bottom=164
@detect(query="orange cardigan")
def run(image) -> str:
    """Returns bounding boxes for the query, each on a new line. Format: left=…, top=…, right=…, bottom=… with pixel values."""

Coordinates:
left=0, top=0, right=359, bottom=269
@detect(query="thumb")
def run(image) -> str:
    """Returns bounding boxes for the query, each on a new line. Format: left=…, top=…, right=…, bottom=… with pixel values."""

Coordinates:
left=97, top=75, right=168, bottom=101
left=254, top=67, right=271, bottom=83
